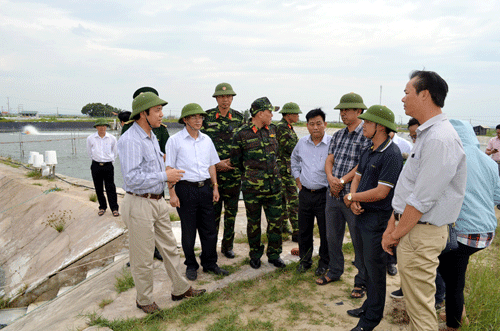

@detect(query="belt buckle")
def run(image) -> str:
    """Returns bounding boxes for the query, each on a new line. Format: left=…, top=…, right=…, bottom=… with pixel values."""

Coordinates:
left=99, top=162, right=104, bottom=166
left=197, top=181, right=204, bottom=188
left=146, top=193, right=151, bottom=199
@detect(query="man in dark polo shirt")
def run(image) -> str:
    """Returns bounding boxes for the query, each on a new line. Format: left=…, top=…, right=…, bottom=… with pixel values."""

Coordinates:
left=343, top=105, right=403, bottom=331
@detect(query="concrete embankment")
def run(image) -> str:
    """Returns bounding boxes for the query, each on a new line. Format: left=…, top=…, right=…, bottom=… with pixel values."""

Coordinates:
left=0, top=161, right=128, bottom=307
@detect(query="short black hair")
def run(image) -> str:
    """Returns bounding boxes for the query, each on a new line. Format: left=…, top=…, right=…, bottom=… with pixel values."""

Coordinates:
left=118, top=111, right=131, bottom=123
left=410, top=70, right=448, bottom=108
left=408, top=117, right=420, bottom=128
left=306, top=108, right=326, bottom=122
left=496, top=124, right=500, bottom=130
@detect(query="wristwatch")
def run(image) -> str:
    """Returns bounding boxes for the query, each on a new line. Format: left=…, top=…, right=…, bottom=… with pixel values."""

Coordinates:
left=347, top=193, right=352, bottom=201
left=340, top=178, right=345, bottom=185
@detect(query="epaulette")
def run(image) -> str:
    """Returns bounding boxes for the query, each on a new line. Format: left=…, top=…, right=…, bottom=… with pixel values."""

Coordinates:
left=124, top=119, right=134, bottom=125
left=160, top=123, right=168, bottom=128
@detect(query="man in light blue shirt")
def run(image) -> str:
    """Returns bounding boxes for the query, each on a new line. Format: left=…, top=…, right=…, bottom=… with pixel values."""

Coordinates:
left=118, top=92, right=205, bottom=314
left=291, top=108, right=332, bottom=276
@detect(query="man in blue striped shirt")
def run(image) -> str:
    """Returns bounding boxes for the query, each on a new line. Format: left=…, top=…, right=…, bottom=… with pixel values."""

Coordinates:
left=118, top=91, right=205, bottom=314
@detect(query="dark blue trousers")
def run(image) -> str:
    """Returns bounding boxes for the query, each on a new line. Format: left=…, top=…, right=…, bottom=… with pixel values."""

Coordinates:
left=356, top=210, right=392, bottom=331
left=175, top=181, right=218, bottom=271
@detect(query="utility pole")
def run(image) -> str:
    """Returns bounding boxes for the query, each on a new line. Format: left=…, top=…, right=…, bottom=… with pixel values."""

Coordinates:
left=379, top=85, right=382, bottom=104
left=57, top=107, right=59, bottom=117
left=7, top=97, right=10, bottom=113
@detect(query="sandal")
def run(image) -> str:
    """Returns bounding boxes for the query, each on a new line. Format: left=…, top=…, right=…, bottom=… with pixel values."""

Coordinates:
left=351, top=286, right=366, bottom=298
left=291, top=248, right=300, bottom=256
left=98, top=209, right=105, bottom=216
left=112, top=210, right=120, bottom=217
left=316, top=275, right=338, bottom=285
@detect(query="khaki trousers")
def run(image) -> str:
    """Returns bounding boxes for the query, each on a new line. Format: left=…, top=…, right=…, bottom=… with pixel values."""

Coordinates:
left=397, top=223, right=447, bottom=331
left=122, top=194, right=190, bottom=305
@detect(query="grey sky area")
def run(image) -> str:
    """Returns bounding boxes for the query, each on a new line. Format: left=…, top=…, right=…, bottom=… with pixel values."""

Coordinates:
left=1, top=0, right=499, bottom=126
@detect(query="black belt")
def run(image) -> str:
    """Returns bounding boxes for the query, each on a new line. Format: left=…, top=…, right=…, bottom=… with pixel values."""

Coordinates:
left=394, top=212, right=432, bottom=225
left=177, top=179, right=211, bottom=188
left=92, top=160, right=112, bottom=166
left=302, top=186, right=327, bottom=193
left=127, top=191, right=164, bottom=200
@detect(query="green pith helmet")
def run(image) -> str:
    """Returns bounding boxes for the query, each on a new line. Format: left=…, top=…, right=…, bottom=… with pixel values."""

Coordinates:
left=334, top=92, right=367, bottom=110
left=93, top=118, right=110, bottom=127
left=133, top=86, right=159, bottom=99
left=131, top=92, right=168, bottom=119
left=212, top=82, right=236, bottom=97
left=280, top=102, right=302, bottom=114
left=250, top=97, right=276, bottom=116
left=358, top=105, right=398, bottom=133
left=178, top=103, right=207, bottom=124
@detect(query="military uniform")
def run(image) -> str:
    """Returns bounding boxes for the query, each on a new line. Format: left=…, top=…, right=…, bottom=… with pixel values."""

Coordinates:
left=122, top=121, right=170, bottom=154
left=202, top=106, right=244, bottom=253
left=275, top=117, right=299, bottom=236
left=231, top=120, right=282, bottom=260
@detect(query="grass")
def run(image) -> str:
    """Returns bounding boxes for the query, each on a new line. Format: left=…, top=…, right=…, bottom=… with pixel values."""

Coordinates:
left=169, top=213, right=180, bottom=222
left=26, top=170, right=42, bottom=179
left=460, top=226, right=500, bottom=331
left=89, top=193, right=97, bottom=202
left=32, top=183, right=42, bottom=186
left=43, top=209, right=72, bottom=232
left=0, top=296, right=10, bottom=309
left=114, top=267, right=135, bottom=293
left=99, top=299, right=114, bottom=309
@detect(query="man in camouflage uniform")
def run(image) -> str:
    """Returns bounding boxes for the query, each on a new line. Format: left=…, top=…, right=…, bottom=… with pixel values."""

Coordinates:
left=230, top=97, right=285, bottom=269
left=275, top=102, right=301, bottom=242
left=202, top=83, right=244, bottom=259
left=121, top=87, right=170, bottom=154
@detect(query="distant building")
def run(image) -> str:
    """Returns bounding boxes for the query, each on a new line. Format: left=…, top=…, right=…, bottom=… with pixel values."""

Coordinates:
left=19, top=111, right=38, bottom=118
left=473, top=125, right=488, bottom=136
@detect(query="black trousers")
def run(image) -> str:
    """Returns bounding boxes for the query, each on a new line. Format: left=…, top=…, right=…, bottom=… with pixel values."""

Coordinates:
left=90, top=161, right=118, bottom=211
left=356, top=210, right=392, bottom=331
left=438, top=243, right=483, bottom=328
left=298, top=187, right=329, bottom=268
left=175, top=181, right=218, bottom=270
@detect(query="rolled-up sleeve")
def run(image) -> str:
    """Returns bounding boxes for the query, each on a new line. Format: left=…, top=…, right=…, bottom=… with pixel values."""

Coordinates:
left=291, top=143, right=302, bottom=179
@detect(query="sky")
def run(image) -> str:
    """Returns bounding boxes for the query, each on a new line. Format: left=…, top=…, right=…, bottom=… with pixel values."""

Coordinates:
left=1, top=0, right=499, bottom=126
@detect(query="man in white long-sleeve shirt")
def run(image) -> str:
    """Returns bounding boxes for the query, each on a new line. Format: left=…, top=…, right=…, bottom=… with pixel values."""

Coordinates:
left=382, top=70, right=467, bottom=331
left=86, top=118, right=119, bottom=217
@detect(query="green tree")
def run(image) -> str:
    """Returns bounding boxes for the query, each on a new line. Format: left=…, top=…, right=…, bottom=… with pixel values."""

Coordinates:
left=81, top=103, right=122, bottom=117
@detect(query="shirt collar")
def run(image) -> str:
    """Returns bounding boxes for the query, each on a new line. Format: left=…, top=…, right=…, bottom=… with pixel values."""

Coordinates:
left=307, top=133, right=329, bottom=145
left=215, top=107, right=233, bottom=120
left=132, top=121, right=154, bottom=141
left=417, top=113, right=447, bottom=135
left=181, top=126, right=204, bottom=140
left=371, top=137, right=393, bottom=153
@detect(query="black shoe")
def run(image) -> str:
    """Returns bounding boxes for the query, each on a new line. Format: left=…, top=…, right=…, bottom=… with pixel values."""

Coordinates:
left=203, top=265, right=229, bottom=276
left=154, top=247, right=163, bottom=261
left=126, top=262, right=130, bottom=267
left=390, top=288, right=404, bottom=299
left=315, top=266, right=327, bottom=276
left=350, top=327, right=368, bottom=331
left=296, top=264, right=311, bottom=273
left=222, top=250, right=235, bottom=259
left=387, top=263, right=397, bottom=276
left=291, top=234, right=299, bottom=242
left=347, top=307, right=366, bottom=318
left=269, top=257, right=286, bottom=268
left=186, top=268, right=197, bottom=281
left=249, top=258, right=261, bottom=269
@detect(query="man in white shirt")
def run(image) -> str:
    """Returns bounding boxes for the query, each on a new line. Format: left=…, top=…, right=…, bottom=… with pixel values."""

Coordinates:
left=86, top=118, right=119, bottom=217
left=382, top=70, right=467, bottom=331
left=166, top=103, right=228, bottom=281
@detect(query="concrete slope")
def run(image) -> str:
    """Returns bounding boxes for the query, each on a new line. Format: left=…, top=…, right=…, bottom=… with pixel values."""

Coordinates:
left=0, top=162, right=126, bottom=300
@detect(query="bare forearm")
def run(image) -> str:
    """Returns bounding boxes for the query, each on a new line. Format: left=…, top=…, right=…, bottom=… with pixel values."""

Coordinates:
left=391, top=205, right=422, bottom=239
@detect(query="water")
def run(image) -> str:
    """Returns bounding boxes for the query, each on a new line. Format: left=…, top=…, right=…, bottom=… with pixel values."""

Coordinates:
left=0, top=127, right=182, bottom=188
left=0, top=126, right=489, bottom=189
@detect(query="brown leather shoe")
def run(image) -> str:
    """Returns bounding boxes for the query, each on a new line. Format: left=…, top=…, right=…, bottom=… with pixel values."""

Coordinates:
left=171, top=286, right=206, bottom=301
left=136, top=301, right=160, bottom=314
